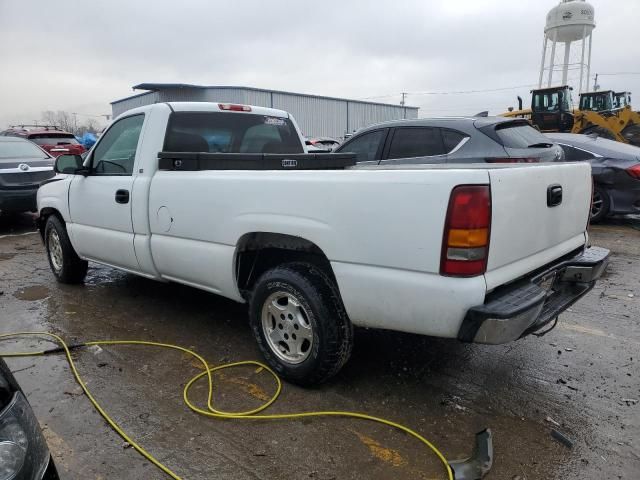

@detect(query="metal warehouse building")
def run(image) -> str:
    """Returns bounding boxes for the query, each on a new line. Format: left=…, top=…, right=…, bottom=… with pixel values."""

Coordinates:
left=111, top=83, right=419, bottom=139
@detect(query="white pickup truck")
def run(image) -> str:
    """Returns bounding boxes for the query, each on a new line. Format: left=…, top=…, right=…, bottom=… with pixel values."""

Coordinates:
left=37, top=102, right=609, bottom=385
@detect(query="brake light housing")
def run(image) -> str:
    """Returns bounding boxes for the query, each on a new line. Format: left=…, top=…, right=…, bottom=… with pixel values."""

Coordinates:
left=626, top=164, right=640, bottom=179
left=218, top=103, right=252, bottom=112
left=440, top=185, right=491, bottom=277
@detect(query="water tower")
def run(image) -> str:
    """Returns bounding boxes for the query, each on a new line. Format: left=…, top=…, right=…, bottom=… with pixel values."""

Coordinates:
left=538, top=0, right=595, bottom=94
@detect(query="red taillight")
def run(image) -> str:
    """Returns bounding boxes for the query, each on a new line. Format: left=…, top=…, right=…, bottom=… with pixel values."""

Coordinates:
left=440, top=185, right=491, bottom=277
left=485, top=157, right=539, bottom=163
left=218, top=103, right=252, bottom=112
left=626, top=164, right=640, bottom=179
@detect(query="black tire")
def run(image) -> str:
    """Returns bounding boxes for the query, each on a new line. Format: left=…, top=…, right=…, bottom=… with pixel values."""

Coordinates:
left=590, top=185, right=610, bottom=223
left=44, top=215, right=88, bottom=283
left=249, top=262, right=353, bottom=386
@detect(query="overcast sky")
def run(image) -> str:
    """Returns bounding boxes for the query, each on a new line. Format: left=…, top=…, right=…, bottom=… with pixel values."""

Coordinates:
left=1, top=0, right=638, bottom=129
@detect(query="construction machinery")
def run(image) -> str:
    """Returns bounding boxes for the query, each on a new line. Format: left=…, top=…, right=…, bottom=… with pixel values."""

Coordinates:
left=502, top=85, right=640, bottom=147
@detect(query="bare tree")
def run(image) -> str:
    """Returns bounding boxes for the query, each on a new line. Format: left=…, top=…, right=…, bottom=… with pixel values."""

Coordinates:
left=39, top=111, right=102, bottom=136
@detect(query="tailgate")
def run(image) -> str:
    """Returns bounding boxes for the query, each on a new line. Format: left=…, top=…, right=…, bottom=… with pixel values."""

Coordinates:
left=485, top=162, right=591, bottom=290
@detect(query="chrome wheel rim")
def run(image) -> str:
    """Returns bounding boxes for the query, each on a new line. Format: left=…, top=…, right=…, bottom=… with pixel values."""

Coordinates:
left=48, top=229, right=63, bottom=272
left=261, top=292, right=313, bottom=364
left=591, top=191, right=603, bottom=218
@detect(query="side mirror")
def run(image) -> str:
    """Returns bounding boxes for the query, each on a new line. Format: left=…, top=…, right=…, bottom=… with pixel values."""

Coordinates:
left=54, top=154, right=86, bottom=175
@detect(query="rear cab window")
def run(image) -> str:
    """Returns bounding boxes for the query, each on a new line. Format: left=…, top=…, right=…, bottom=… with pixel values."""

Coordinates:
left=164, top=112, right=303, bottom=154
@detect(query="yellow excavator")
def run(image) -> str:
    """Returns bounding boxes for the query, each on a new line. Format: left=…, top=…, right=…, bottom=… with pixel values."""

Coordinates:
left=502, top=85, right=640, bottom=146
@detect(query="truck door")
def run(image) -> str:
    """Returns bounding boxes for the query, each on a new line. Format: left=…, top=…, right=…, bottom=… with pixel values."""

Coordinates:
left=67, top=114, right=145, bottom=271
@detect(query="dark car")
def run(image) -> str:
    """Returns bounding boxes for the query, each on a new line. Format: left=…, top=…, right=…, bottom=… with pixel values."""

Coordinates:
left=0, top=357, right=60, bottom=479
left=0, top=137, right=55, bottom=213
left=1, top=125, right=85, bottom=158
left=334, top=117, right=564, bottom=164
left=546, top=133, right=640, bottom=222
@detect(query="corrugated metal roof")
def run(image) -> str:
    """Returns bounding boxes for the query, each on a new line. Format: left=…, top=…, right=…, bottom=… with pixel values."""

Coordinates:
left=111, top=83, right=419, bottom=110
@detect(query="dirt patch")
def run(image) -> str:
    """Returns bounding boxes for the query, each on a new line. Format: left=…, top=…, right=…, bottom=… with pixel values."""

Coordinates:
left=13, top=285, right=50, bottom=301
left=0, top=253, right=16, bottom=261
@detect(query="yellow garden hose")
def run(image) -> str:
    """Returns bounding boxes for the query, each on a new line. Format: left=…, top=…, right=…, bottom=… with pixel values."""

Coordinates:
left=0, top=331, right=454, bottom=480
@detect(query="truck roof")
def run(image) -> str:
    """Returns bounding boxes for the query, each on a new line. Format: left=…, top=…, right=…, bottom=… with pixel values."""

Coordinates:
left=167, top=102, right=289, bottom=118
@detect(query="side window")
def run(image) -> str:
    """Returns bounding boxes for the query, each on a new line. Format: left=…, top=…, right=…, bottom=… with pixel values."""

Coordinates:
left=92, top=114, right=144, bottom=175
left=387, top=127, right=445, bottom=160
left=340, top=130, right=385, bottom=163
left=559, top=144, right=595, bottom=161
left=441, top=129, right=468, bottom=153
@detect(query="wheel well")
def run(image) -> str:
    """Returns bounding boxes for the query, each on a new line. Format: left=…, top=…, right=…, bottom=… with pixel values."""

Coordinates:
left=235, top=233, right=335, bottom=298
left=37, top=208, right=63, bottom=240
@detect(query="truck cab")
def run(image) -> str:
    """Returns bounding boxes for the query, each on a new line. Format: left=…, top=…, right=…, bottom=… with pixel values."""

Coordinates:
left=530, top=85, right=575, bottom=133
left=579, top=90, right=616, bottom=114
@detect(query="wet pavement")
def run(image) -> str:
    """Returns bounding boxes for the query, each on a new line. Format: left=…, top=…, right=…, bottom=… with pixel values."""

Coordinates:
left=0, top=212, right=638, bottom=479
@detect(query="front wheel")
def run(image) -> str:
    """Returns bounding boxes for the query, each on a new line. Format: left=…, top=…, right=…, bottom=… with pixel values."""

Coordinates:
left=44, top=215, right=88, bottom=284
left=249, top=262, right=353, bottom=386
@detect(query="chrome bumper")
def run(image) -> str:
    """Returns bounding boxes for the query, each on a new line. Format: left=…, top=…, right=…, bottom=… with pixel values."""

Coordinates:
left=458, top=246, right=610, bottom=344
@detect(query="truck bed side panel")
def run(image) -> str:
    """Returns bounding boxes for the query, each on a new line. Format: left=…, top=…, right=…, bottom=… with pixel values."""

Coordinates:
left=148, top=168, right=490, bottom=332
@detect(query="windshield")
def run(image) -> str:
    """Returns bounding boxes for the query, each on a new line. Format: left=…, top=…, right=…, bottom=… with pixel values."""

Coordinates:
left=495, top=123, right=552, bottom=149
left=0, top=140, right=49, bottom=160
left=29, top=134, right=79, bottom=145
left=580, top=94, right=613, bottom=112
left=533, top=91, right=568, bottom=112
left=164, top=112, right=304, bottom=154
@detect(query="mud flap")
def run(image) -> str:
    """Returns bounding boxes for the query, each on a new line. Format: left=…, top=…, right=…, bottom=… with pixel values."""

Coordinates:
left=448, top=429, right=493, bottom=480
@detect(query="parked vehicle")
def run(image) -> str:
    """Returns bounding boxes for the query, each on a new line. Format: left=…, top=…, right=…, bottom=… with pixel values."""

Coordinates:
left=546, top=132, right=640, bottom=222
left=334, top=117, right=564, bottom=164
left=1, top=125, right=86, bottom=157
left=37, top=102, right=608, bottom=385
left=0, top=137, right=55, bottom=213
left=0, top=357, right=60, bottom=479
left=305, top=137, right=341, bottom=151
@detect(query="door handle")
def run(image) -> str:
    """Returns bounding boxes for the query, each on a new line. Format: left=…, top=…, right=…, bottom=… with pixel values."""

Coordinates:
left=115, top=189, right=130, bottom=204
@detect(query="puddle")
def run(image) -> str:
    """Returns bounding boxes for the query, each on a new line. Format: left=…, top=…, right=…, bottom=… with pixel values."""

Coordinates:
left=0, top=253, right=16, bottom=261
left=14, top=285, right=50, bottom=301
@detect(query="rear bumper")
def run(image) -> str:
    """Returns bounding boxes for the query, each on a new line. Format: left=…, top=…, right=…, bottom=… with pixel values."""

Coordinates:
left=458, top=246, right=610, bottom=344
left=0, top=187, right=39, bottom=212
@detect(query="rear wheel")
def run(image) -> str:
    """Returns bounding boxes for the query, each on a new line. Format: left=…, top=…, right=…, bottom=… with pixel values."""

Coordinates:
left=590, top=185, right=610, bottom=223
left=249, top=262, right=353, bottom=386
left=44, top=215, right=88, bottom=283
